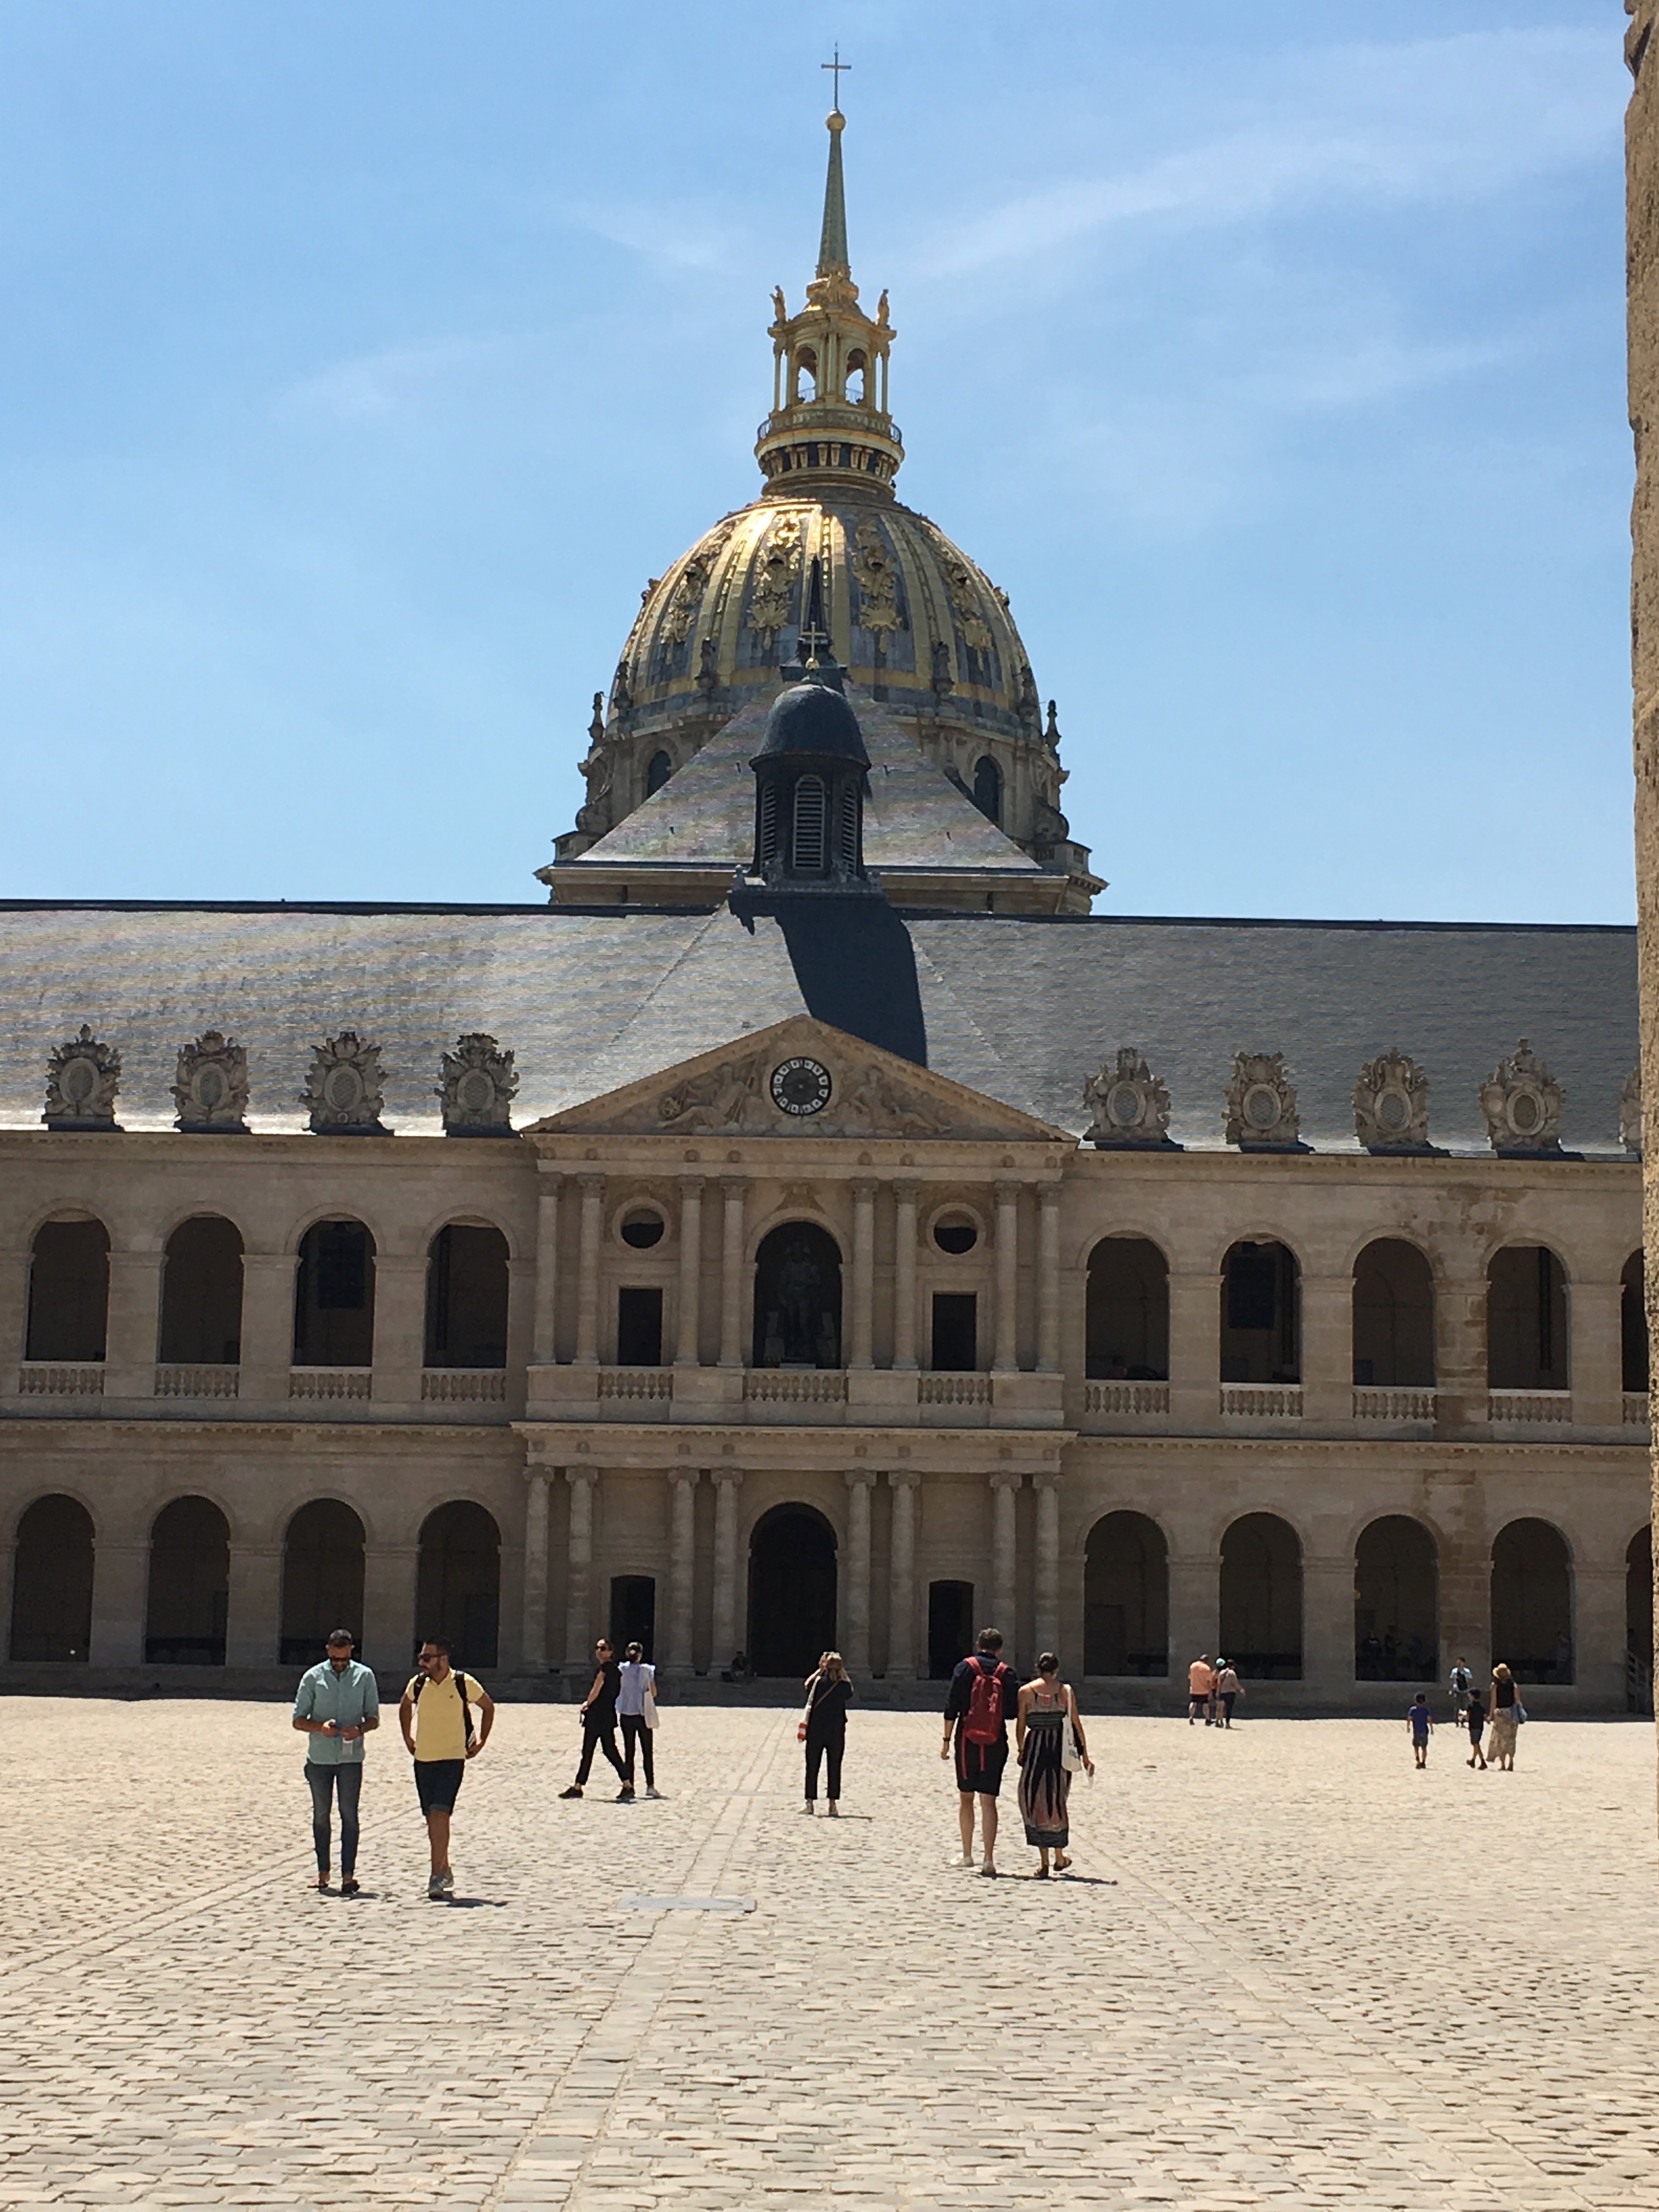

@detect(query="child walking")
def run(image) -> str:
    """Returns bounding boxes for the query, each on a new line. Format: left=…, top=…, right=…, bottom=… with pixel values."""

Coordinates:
left=1407, top=1690, right=1434, bottom=1769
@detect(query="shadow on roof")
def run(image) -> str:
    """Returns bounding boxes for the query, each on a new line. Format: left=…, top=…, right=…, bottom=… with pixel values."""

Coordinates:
left=772, top=901, right=928, bottom=1067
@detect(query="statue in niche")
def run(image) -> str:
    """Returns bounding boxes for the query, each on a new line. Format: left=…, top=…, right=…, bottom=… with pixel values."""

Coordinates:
left=776, top=1238, right=824, bottom=1363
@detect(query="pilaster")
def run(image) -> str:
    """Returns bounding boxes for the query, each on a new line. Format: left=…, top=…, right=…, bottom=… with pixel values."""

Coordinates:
left=89, top=1538, right=148, bottom=1668
left=712, top=1470, right=744, bottom=1668
left=575, top=1175, right=605, bottom=1365
left=850, top=1179, right=876, bottom=1369
left=885, top=1469, right=919, bottom=1679
left=892, top=1182, right=918, bottom=1370
left=370, top=1255, right=426, bottom=1407
left=520, top=1470, right=550, bottom=1674
left=103, top=1249, right=162, bottom=1399
left=238, top=1252, right=295, bottom=1403
left=675, top=1177, right=704, bottom=1367
left=225, top=1541, right=281, bottom=1669
left=994, top=1182, right=1020, bottom=1374
left=362, top=1542, right=419, bottom=1677
left=1168, top=1271, right=1221, bottom=1434
left=843, top=1468, right=875, bottom=1672
left=719, top=1181, right=747, bottom=1367
left=563, top=1467, right=598, bottom=1669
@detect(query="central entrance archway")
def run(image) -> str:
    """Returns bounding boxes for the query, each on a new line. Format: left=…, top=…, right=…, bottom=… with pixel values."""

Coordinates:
left=747, top=1503, right=837, bottom=1677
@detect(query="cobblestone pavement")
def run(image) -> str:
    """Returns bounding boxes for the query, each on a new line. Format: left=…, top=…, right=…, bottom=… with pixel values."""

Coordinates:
left=2, top=1697, right=1656, bottom=2210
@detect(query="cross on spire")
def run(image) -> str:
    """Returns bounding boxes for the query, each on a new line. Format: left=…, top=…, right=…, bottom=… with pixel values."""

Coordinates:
left=821, top=45, right=850, bottom=114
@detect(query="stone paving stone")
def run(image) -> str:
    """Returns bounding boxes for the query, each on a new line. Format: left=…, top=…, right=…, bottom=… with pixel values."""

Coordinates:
left=0, top=1701, right=1655, bottom=2205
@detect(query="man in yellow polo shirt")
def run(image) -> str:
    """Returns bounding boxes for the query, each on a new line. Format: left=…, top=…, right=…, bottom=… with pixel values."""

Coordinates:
left=399, top=1637, right=494, bottom=1900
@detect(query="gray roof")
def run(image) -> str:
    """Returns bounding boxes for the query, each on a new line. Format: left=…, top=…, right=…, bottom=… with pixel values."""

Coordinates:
left=0, top=900, right=1637, bottom=1154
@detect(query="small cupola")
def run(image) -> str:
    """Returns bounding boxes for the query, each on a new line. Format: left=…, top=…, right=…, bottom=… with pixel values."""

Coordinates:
left=749, top=664, right=871, bottom=888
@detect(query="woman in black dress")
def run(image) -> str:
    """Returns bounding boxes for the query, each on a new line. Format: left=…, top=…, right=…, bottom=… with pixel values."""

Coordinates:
left=801, top=1651, right=854, bottom=1816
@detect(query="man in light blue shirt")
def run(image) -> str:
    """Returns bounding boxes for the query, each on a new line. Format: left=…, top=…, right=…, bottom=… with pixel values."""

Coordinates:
left=291, top=1628, right=380, bottom=1894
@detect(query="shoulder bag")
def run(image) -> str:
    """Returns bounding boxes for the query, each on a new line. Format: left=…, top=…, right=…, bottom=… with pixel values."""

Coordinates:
left=642, top=1668, right=659, bottom=1731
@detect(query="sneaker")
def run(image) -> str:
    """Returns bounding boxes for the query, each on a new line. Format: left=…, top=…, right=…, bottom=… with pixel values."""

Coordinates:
left=616, top=1786, right=635, bottom=1802
left=558, top=1785, right=583, bottom=1799
left=800, top=1802, right=815, bottom=1815
left=439, top=1867, right=454, bottom=1894
left=340, top=1876, right=360, bottom=1897
left=645, top=1786, right=663, bottom=1799
left=427, top=1874, right=446, bottom=1900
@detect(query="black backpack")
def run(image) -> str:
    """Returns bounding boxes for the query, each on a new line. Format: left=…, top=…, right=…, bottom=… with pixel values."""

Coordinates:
left=411, top=1666, right=475, bottom=1747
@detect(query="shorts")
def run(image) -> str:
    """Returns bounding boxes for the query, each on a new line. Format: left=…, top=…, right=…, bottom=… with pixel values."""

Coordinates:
left=954, top=1732, right=1009, bottom=1797
left=414, top=1758, right=465, bottom=1814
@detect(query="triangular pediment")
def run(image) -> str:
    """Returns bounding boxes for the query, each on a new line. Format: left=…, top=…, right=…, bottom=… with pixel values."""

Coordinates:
left=524, top=1016, right=1069, bottom=1143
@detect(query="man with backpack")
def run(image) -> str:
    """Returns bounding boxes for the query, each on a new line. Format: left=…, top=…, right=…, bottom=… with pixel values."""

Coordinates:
left=399, top=1637, right=494, bottom=1900
left=940, top=1626, right=1021, bottom=1878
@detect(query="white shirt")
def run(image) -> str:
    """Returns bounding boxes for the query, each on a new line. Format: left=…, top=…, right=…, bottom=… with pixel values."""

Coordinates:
left=617, top=1660, right=656, bottom=1717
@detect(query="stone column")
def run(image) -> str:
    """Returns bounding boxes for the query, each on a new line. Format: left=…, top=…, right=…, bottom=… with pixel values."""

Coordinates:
left=666, top=1466, right=699, bottom=1672
left=575, top=1174, right=605, bottom=1365
left=893, top=1182, right=919, bottom=1369
left=1034, top=1474, right=1060, bottom=1658
left=719, top=1180, right=747, bottom=1366
left=1168, top=1269, right=1222, bottom=1434
left=849, top=1179, right=877, bottom=1368
left=563, top=1468, right=597, bottom=1668
left=238, top=1252, right=296, bottom=1403
left=994, top=1182, right=1021, bottom=1373
left=990, top=1471, right=1021, bottom=1650
left=532, top=1173, right=563, bottom=1364
left=1300, top=1273, right=1352, bottom=1430
left=89, top=1537, right=149, bottom=1667
left=362, top=1541, right=419, bottom=1678
left=0, top=1537, right=14, bottom=1659
left=887, top=1470, right=919, bottom=1680
left=675, top=1176, right=704, bottom=1367
left=0, top=1246, right=29, bottom=1374
left=103, top=1248, right=163, bottom=1398
left=1037, top=1187, right=1062, bottom=1374
left=370, top=1254, right=426, bottom=1405
left=505, top=1256, right=535, bottom=1413
left=1568, top=1278, right=1624, bottom=1430
left=843, top=1470, right=875, bottom=1672
left=225, top=1541, right=281, bottom=1671
left=1301, top=1551, right=1353, bottom=1700
left=1167, top=1550, right=1220, bottom=1680
left=711, top=1470, right=744, bottom=1669
left=1435, top=1266, right=1489, bottom=1434
left=1575, top=1565, right=1627, bottom=1707
left=520, top=1470, right=551, bottom=1674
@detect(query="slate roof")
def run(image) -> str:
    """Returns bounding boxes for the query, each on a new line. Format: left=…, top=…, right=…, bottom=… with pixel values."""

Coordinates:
left=557, top=685, right=1044, bottom=879
left=0, top=900, right=1637, bottom=1155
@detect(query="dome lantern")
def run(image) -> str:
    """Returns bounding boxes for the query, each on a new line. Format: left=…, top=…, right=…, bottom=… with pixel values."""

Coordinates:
left=748, top=651, right=872, bottom=892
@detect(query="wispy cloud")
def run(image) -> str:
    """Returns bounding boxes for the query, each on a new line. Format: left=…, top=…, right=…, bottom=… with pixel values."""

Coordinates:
left=559, top=196, right=742, bottom=272
left=280, top=335, right=514, bottom=423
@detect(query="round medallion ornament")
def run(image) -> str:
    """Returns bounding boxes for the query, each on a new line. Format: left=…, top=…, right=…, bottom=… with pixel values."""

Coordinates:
left=1243, top=1084, right=1282, bottom=1131
left=770, top=1057, right=833, bottom=1117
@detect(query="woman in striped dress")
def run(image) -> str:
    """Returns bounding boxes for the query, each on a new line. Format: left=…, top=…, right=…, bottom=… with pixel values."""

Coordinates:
left=1015, top=1654, right=1093, bottom=1876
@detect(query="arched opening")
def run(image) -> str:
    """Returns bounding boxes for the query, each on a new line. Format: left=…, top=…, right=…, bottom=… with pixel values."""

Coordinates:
left=646, top=749, right=672, bottom=797
left=424, top=1224, right=509, bottom=1369
left=1221, top=1242, right=1301, bottom=1384
left=1491, top=1519, right=1572, bottom=1684
left=609, top=1575, right=656, bottom=1660
left=791, top=775, right=827, bottom=873
left=26, top=1218, right=109, bottom=1362
left=417, top=1502, right=501, bottom=1669
left=1220, top=1513, right=1302, bottom=1679
left=159, top=1216, right=243, bottom=1365
left=280, top=1500, right=366, bottom=1667
left=845, top=348, right=867, bottom=404
left=1084, top=1511, right=1169, bottom=1677
left=792, top=347, right=818, bottom=403
left=753, top=1221, right=842, bottom=1368
left=1354, top=1516, right=1438, bottom=1680
left=1086, top=1238, right=1169, bottom=1380
left=292, top=1220, right=376, bottom=1367
left=1486, top=1245, right=1568, bottom=1390
left=144, top=1496, right=229, bottom=1664
left=747, top=1503, right=837, bottom=1677
left=1627, top=1525, right=1652, bottom=1712
left=1352, top=1239, right=1435, bottom=1386
left=972, top=755, right=1002, bottom=825
left=1623, top=1251, right=1649, bottom=1394
left=928, top=1579, right=974, bottom=1680
left=9, top=1496, right=93, bottom=1661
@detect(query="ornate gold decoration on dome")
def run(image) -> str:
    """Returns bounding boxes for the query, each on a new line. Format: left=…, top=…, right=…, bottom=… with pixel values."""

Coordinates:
left=662, top=520, right=735, bottom=645
left=934, top=541, right=995, bottom=652
left=850, top=514, right=901, bottom=634
left=746, top=512, right=805, bottom=639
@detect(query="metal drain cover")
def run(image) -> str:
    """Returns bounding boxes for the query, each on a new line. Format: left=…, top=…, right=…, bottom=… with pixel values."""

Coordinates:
left=623, top=1894, right=755, bottom=1914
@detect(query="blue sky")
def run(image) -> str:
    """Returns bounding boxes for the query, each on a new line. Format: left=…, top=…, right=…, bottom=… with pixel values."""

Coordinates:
left=0, top=1, right=1635, bottom=920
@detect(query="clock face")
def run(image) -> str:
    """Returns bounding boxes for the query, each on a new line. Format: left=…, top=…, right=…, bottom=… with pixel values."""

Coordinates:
left=770, top=1057, right=833, bottom=1116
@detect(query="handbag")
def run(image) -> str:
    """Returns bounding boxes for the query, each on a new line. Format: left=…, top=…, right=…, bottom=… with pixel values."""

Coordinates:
left=642, top=1683, right=659, bottom=1731
left=1059, top=1689, right=1083, bottom=1774
left=1513, top=1702, right=1527, bottom=1725
left=797, top=1675, right=817, bottom=1742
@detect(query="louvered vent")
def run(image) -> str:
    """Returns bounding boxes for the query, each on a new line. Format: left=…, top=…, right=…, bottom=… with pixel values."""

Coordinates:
left=792, top=776, right=826, bottom=873
left=757, top=784, right=778, bottom=866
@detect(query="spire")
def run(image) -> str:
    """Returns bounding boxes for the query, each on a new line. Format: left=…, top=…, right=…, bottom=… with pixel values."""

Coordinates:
left=817, top=110, right=850, bottom=278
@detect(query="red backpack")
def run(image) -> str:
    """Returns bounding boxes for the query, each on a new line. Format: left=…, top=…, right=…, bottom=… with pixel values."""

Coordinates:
left=962, top=1657, right=1006, bottom=1745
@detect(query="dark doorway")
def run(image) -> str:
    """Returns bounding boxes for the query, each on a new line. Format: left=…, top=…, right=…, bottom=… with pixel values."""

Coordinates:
left=159, top=1216, right=244, bottom=1365
left=1353, top=1516, right=1438, bottom=1680
left=26, top=1219, right=109, bottom=1362
left=417, top=1501, right=501, bottom=1668
left=145, top=1496, right=229, bottom=1664
left=9, top=1495, right=94, bottom=1661
left=280, top=1500, right=366, bottom=1667
left=972, top=755, right=1002, bottom=825
left=617, top=1286, right=664, bottom=1367
left=1220, top=1242, right=1301, bottom=1383
left=753, top=1222, right=842, bottom=1368
left=1628, top=1526, right=1652, bottom=1712
left=1086, top=1239, right=1169, bottom=1380
left=1219, top=1513, right=1303, bottom=1679
left=1084, top=1511, right=1169, bottom=1675
left=646, top=749, right=672, bottom=796
left=294, top=1220, right=376, bottom=1367
left=1491, top=1518, right=1572, bottom=1684
left=1486, top=1246, right=1568, bottom=1389
left=748, top=1504, right=837, bottom=1676
left=928, top=1579, right=975, bottom=1680
left=1352, top=1240, right=1435, bottom=1387
left=930, top=1293, right=977, bottom=1372
left=610, top=1575, right=656, bottom=1659
left=1623, top=1252, right=1649, bottom=1394
left=424, top=1224, right=509, bottom=1368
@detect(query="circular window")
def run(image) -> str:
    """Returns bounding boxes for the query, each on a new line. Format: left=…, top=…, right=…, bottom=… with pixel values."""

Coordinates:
left=620, top=1211, right=665, bottom=1249
left=770, top=1057, right=833, bottom=1116
left=934, top=1219, right=978, bottom=1256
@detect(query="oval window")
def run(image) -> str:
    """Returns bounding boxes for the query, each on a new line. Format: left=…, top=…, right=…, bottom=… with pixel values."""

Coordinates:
left=620, top=1211, right=665, bottom=1250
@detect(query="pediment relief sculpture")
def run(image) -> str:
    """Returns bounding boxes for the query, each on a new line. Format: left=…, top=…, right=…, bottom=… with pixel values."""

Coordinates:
left=1353, top=1050, right=1430, bottom=1153
left=43, top=1025, right=121, bottom=1131
left=1620, top=1065, right=1642, bottom=1156
left=1479, top=1039, right=1564, bottom=1154
left=1224, top=1051, right=1300, bottom=1150
left=173, top=1030, right=249, bottom=1133
left=438, top=1032, right=519, bottom=1137
left=300, top=1032, right=390, bottom=1136
left=1082, top=1048, right=1172, bottom=1149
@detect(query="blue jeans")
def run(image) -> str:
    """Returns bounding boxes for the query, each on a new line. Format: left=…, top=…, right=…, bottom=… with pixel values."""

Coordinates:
left=305, top=1762, right=363, bottom=1876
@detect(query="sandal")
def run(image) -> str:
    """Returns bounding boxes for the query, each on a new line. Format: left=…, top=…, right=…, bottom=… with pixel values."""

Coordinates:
left=1053, top=1853, right=1071, bottom=1872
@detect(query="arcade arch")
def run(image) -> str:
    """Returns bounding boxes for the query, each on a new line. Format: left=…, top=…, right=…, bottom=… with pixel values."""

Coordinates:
left=280, top=1500, right=366, bottom=1667
left=159, top=1216, right=244, bottom=1365
left=1221, top=1242, right=1300, bottom=1384
left=1352, top=1240, right=1435, bottom=1387
left=417, top=1502, right=501, bottom=1668
left=1083, top=1511, right=1168, bottom=1677
left=9, top=1495, right=93, bottom=1661
left=1086, top=1239, right=1169, bottom=1381
left=1353, top=1515, right=1438, bottom=1680
left=1220, top=1513, right=1302, bottom=1679
left=26, top=1218, right=108, bottom=1362
left=1491, top=1518, right=1572, bottom=1684
left=1486, top=1246, right=1568, bottom=1390
left=747, top=1503, right=837, bottom=1677
left=145, top=1496, right=229, bottom=1665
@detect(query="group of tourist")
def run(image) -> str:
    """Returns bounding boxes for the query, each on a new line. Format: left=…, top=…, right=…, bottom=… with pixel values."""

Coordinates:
left=1184, top=1654, right=1246, bottom=1726
left=1443, top=1660, right=1525, bottom=1771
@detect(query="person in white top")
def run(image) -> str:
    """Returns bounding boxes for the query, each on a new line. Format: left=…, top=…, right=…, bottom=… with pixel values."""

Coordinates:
left=616, top=1641, right=662, bottom=1800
